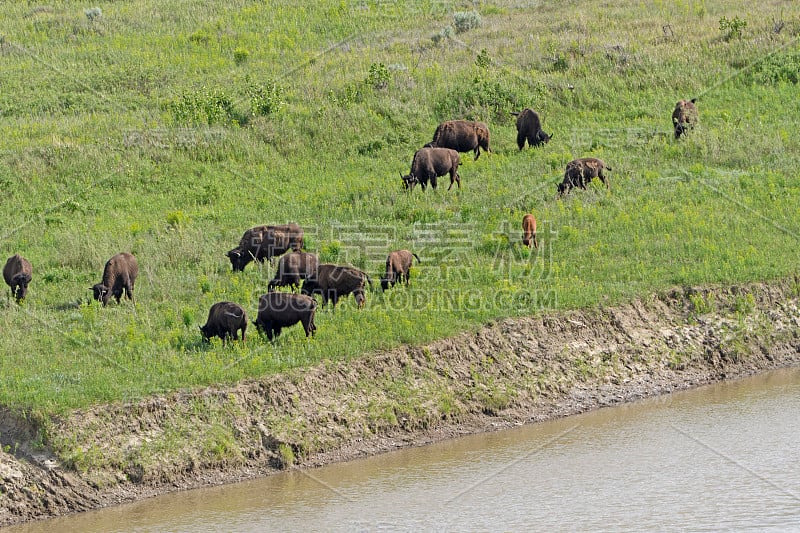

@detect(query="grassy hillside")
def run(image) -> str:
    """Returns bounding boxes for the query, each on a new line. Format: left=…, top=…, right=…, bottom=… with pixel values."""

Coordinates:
left=1, top=0, right=798, bottom=414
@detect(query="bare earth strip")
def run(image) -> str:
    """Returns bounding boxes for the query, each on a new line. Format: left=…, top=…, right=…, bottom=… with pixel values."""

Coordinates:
left=2, top=278, right=800, bottom=526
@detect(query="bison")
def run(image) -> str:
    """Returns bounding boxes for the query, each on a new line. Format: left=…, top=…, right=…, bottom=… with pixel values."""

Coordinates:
left=200, top=301, right=247, bottom=343
left=3, top=254, right=32, bottom=303
left=253, top=292, right=317, bottom=341
left=401, top=147, right=461, bottom=191
left=268, top=251, right=319, bottom=292
left=521, top=214, right=538, bottom=249
left=301, top=264, right=372, bottom=309
left=512, top=108, right=552, bottom=150
left=425, top=120, right=491, bottom=161
left=557, top=158, right=612, bottom=196
left=672, top=98, right=698, bottom=139
left=91, top=252, right=138, bottom=306
left=380, top=250, right=421, bottom=291
left=226, top=223, right=304, bottom=272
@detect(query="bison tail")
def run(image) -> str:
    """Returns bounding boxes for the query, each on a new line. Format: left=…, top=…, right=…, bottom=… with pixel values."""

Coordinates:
left=364, top=274, right=374, bottom=288
left=412, top=253, right=421, bottom=264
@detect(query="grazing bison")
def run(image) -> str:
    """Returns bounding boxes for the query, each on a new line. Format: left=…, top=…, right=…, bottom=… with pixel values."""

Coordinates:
left=226, top=223, right=304, bottom=272
left=557, top=158, right=612, bottom=196
left=91, top=252, right=138, bottom=306
left=253, top=292, right=317, bottom=341
left=512, top=109, right=552, bottom=150
left=268, top=251, right=319, bottom=292
left=3, top=254, right=32, bottom=303
left=200, top=301, right=247, bottom=343
left=426, top=120, right=491, bottom=161
left=381, top=250, right=421, bottom=291
left=672, top=98, right=698, bottom=139
left=401, top=147, right=461, bottom=191
left=521, top=214, right=538, bottom=249
left=301, top=264, right=372, bottom=309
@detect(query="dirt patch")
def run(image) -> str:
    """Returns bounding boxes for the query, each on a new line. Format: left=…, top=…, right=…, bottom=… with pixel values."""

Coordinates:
left=2, top=279, right=800, bottom=526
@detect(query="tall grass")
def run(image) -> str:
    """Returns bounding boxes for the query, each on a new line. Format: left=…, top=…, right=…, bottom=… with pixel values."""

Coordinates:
left=1, top=0, right=799, bottom=414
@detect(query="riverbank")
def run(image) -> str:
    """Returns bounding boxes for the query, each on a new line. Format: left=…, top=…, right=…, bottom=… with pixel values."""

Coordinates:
left=2, top=278, right=800, bottom=526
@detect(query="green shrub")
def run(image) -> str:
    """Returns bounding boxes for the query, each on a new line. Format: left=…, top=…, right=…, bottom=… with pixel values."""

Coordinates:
left=719, top=16, right=747, bottom=40
left=247, top=79, right=284, bottom=117
left=750, top=53, right=800, bottom=85
left=365, top=62, right=390, bottom=90
left=170, top=87, right=236, bottom=125
left=233, top=47, right=250, bottom=65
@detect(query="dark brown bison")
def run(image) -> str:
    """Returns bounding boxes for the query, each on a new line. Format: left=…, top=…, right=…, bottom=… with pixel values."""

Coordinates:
left=425, top=120, right=491, bottom=161
left=91, top=252, right=138, bottom=306
left=380, top=250, right=421, bottom=291
left=200, top=301, right=247, bottom=343
left=253, top=292, right=317, bottom=341
left=268, top=251, right=319, bottom=292
left=301, top=264, right=372, bottom=309
left=3, top=254, right=32, bottom=303
left=401, top=147, right=461, bottom=191
left=521, top=214, right=538, bottom=249
left=512, top=109, right=552, bottom=149
left=226, top=223, right=304, bottom=272
left=557, top=158, right=612, bottom=196
left=672, top=98, right=698, bottom=139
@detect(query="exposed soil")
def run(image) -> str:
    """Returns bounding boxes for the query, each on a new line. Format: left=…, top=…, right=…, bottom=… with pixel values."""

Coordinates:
left=2, top=278, right=800, bottom=526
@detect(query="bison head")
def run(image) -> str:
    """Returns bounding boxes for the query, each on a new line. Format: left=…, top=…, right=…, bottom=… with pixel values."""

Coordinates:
left=199, top=324, right=212, bottom=342
left=12, top=273, right=31, bottom=301
left=226, top=249, right=249, bottom=272
left=90, top=283, right=110, bottom=306
left=536, top=131, right=553, bottom=146
left=300, top=279, right=320, bottom=297
left=401, top=173, right=419, bottom=191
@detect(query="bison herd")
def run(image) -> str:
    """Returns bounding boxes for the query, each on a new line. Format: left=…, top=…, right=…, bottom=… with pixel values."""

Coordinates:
left=4, top=99, right=697, bottom=343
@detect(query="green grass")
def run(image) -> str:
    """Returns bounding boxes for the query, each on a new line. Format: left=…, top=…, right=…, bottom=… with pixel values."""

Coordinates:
left=1, top=1, right=799, bottom=415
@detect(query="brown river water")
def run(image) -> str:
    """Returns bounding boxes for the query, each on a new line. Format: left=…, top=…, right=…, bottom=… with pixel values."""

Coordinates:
left=6, top=368, right=800, bottom=532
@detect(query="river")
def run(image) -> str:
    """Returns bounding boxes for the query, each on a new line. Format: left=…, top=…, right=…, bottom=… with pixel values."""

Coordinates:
left=7, top=368, right=800, bottom=532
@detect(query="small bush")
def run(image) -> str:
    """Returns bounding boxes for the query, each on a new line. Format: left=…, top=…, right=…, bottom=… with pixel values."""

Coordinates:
left=170, top=87, right=236, bottom=125
left=432, top=26, right=455, bottom=45
left=233, top=48, right=249, bottom=65
left=750, top=53, right=800, bottom=85
left=719, top=16, right=747, bottom=40
left=365, top=62, right=390, bottom=90
left=475, top=48, right=491, bottom=69
left=166, top=210, right=189, bottom=230
left=247, top=79, right=284, bottom=117
left=453, top=11, right=481, bottom=33
left=435, top=73, right=538, bottom=122
left=84, top=7, right=102, bottom=22
left=277, top=443, right=295, bottom=468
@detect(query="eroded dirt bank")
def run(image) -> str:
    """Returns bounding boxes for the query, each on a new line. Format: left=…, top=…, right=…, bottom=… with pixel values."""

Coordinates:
left=2, top=279, right=800, bottom=526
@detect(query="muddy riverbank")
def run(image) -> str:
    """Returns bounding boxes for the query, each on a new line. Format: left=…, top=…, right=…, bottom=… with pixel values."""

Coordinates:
left=2, top=278, right=800, bottom=527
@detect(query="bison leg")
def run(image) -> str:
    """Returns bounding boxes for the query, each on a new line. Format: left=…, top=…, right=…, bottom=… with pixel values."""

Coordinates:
left=448, top=170, right=461, bottom=191
left=473, top=147, right=480, bottom=161
left=517, top=132, right=526, bottom=150
left=302, top=316, right=315, bottom=337
left=124, top=279, right=135, bottom=303
left=240, top=322, right=247, bottom=343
